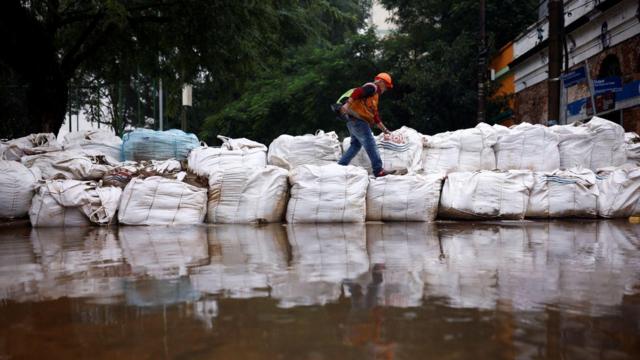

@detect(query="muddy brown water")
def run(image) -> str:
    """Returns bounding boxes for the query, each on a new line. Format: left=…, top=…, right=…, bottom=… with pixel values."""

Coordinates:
left=0, top=221, right=639, bottom=359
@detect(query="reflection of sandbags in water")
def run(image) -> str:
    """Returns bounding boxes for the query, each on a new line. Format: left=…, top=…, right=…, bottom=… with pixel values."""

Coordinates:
left=365, top=223, right=440, bottom=307
left=422, top=223, right=529, bottom=309
left=0, top=227, right=42, bottom=302
left=124, top=277, right=200, bottom=307
left=190, top=224, right=288, bottom=298
left=119, top=226, right=209, bottom=278
left=29, top=227, right=126, bottom=300
left=271, top=223, right=368, bottom=308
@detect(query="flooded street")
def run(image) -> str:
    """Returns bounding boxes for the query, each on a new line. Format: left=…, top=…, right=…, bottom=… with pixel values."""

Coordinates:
left=0, top=221, right=639, bottom=359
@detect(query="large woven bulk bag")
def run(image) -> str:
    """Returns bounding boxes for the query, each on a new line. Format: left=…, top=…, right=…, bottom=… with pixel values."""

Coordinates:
left=366, top=173, right=445, bottom=221
left=21, top=150, right=114, bottom=180
left=286, top=164, right=368, bottom=223
left=596, top=167, right=640, bottom=218
left=624, top=132, right=640, bottom=167
left=420, top=132, right=460, bottom=174
left=207, top=166, right=289, bottom=223
left=62, top=129, right=122, bottom=162
left=344, top=126, right=423, bottom=174
left=439, top=170, right=534, bottom=220
left=268, top=130, right=342, bottom=170
left=494, top=122, right=560, bottom=171
left=586, top=117, right=626, bottom=170
left=188, top=136, right=267, bottom=177
left=526, top=169, right=598, bottom=218
left=118, top=176, right=207, bottom=225
left=549, top=124, right=595, bottom=169
left=457, top=123, right=497, bottom=171
left=0, top=133, right=60, bottom=161
left=0, top=161, right=39, bottom=218
left=122, top=129, right=199, bottom=161
left=29, top=180, right=122, bottom=227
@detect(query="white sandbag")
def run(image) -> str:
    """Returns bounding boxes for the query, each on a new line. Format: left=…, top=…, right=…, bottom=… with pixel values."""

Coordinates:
left=343, top=126, right=423, bottom=174
left=586, top=116, right=626, bottom=170
left=366, top=173, right=445, bottom=221
left=624, top=132, right=640, bottom=167
left=1, top=133, right=60, bottom=161
left=118, top=176, right=207, bottom=225
left=526, top=169, right=598, bottom=218
left=286, top=164, right=368, bottom=223
left=596, top=167, right=640, bottom=218
left=439, top=170, right=534, bottom=220
left=494, top=122, right=559, bottom=171
left=268, top=130, right=342, bottom=170
left=421, top=123, right=496, bottom=174
left=62, top=129, right=122, bottom=162
left=0, top=161, right=39, bottom=218
left=207, top=166, right=289, bottom=223
left=21, top=150, right=114, bottom=180
left=549, top=123, right=595, bottom=169
left=29, top=180, right=122, bottom=227
left=188, top=136, right=267, bottom=177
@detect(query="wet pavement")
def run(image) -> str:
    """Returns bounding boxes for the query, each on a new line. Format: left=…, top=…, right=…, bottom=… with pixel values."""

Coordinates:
left=0, top=221, right=639, bottom=359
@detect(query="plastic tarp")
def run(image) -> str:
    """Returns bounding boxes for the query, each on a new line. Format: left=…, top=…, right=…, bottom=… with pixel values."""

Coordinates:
left=1, top=133, right=60, bottom=161
left=286, top=164, right=369, bottom=223
left=494, top=122, right=560, bottom=171
left=29, top=180, right=122, bottom=227
left=21, top=150, right=115, bottom=180
left=118, top=176, right=207, bottom=225
left=343, top=126, right=423, bottom=174
left=421, top=123, right=496, bottom=174
left=268, top=130, right=342, bottom=170
left=207, top=166, right=289, bottom=223
left=121, top=129, right=199, bottom=161
left=188, top=135, right=267, bottom=177
left=549, top=123, right=595, bottom=169
left=586, top=116, right=626, bottom=170
left=596, top=166, right=640, bottom=218
left=526, top=169, right=598, bottom=218
left=624, top=132, right=640, bottom=167
left=366, top=173, right=445, bottom=222
left=62, top=129, right=122, bottom=163
left=439, top=170, right=534, bottom=220
left=0, top=161, right=39, bottom=218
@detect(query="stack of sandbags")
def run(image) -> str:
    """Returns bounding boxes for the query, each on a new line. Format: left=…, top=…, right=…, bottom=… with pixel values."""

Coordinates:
left=366, top=173, right=445, bottom=222
left=624, top=132, right=640, bottom=167
left=586, top=116, right=626, bottom=170
left=526, top=169, right=598, bottom=218
left=21, top=150, right=115, bottom=180
left=0, top=133, right=60, bottom=161
left=422, top=123, right=496, bottom=174
left=207, top=166, right=289, bottom=223
left=343, top=126, right=423, bottom=174
left=29, top=180, right=122, bottom=227
left=439, top=170, right=534, bottom=220
left=61, top=129, right=122, bottom=162
left=118, top=176, right=207, bottom=225
left=549, top=123, right=595, bottom=169
left=122, top=129, right=199, bottom=161
left=286, top=164, right=368, bottom=223
left=268, top=130, right=342, bottom=170
left=596, top=166, right=640, bottom=218
left=494, top=122, right=560, bottom=171
left=188, top=135, right=267, bottom=177
left=0, top=161, right=39, bottom=218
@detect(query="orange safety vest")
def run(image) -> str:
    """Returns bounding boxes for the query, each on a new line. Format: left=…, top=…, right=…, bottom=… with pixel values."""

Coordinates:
left=346, top=82, right=379, bottom=125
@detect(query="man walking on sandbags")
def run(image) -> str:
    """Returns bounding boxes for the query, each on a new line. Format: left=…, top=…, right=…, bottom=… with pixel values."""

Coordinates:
left=334, top=73, right=395, bottom=177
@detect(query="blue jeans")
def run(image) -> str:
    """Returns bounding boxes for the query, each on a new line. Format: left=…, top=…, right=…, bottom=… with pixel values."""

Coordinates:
left=338, top=117, right=383, bottom=174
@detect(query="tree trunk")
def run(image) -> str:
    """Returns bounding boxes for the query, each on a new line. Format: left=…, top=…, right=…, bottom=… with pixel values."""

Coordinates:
left=25, top=75, right=68, bottom=135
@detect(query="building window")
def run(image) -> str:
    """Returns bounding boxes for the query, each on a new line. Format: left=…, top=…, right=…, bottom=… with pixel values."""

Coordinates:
left=598, top=54, right=621, bottom=79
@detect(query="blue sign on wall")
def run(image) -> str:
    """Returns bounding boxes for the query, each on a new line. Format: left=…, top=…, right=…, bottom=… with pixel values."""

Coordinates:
left=593, top=76, right=622, bottom=95
left=562, top=67, right=587, bottom=88
left=616, top=80, right=640, bottom=101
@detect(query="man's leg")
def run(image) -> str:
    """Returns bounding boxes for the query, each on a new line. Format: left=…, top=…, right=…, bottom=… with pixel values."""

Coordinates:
left=349, top=119, right=383, bottom=175
left=338, top=120, right=362, bottom=166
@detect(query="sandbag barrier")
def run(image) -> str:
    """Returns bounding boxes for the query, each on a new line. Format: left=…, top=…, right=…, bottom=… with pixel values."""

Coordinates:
left=0, top=118, right=639, bottom=226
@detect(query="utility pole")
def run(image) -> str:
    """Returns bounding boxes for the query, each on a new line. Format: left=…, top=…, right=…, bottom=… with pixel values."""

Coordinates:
left=547, top=0, right=563, bottom=125
left=477, top=0, right=486, bottom=123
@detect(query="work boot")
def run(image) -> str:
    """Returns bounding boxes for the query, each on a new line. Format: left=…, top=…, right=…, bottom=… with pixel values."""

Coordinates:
left=375, top=169, right=397, bottom=177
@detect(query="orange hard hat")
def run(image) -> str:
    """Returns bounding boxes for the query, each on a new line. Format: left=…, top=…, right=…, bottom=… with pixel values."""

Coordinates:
left=375, top=72, right=393, bottom=88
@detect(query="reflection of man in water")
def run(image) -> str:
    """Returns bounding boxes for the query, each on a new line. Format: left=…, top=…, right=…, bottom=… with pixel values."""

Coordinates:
left=343, top=264, right=396, bottom=360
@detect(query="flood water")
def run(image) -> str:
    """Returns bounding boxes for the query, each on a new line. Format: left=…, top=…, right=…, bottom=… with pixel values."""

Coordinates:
left=0, top=221, right=639, bottom=359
